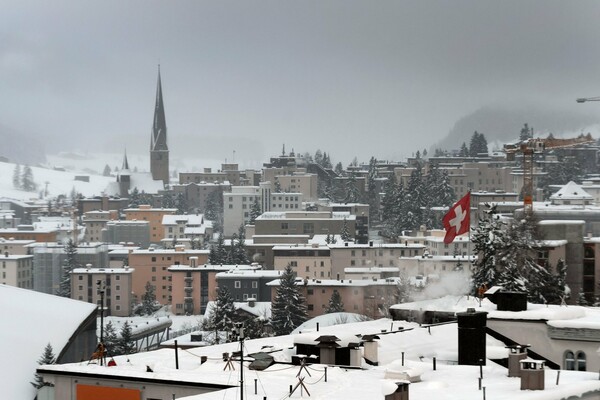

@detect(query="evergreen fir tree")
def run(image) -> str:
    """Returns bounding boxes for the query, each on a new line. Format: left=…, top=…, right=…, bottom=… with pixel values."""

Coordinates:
left=340, top=218, right=351, bottom=242
left=471, top=205, right=504, bottom=291
left=271, top=265, right=308, bottom=335
left=103, top=321, right=118, bottom=354
left=175, top=192, right=187, bottom=214
left=31, top=343, right=56, bottom=389
left=117, top=321, right=135, bottom=355
left=134, top=281, right=161, bottom=315
left=519, top=123, right=533, bottom=142
left=102, top=164, right=112, bottom=176
left=325, top=290, right=344, bottom=313
left=21, top=165, right=36, bottom=192
left=395, top=273, right=412, bottom=304
left=459, top=142, right=469, bottom=157
left=334, top=162, right=344, bottom=175
left=577, top=289, right=589, bottom=306
left=202, top=286, right=237, bottom=342
left=344, top=174, right=362, bottom=203
left=205, top=188, right=224, bottom=233
left=12, top=164, right=21, bottom=189
left=56, top=238, right=78, bottom=298
left=314, top=149, right=323, bottom=166
left=273, top=179, right=282, bottom=193
left=249, top=198, right=262, bottom=224
left=128, top=187, right=141, bottom=208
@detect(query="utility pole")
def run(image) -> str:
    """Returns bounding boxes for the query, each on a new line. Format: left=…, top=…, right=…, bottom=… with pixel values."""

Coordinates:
left=237, top=323, right=245, bottom=400
left=97, top=279, right=105, bottom=366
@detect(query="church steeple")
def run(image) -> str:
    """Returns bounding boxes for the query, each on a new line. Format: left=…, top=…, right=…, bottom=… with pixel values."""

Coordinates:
left=151, top=65, right=168, bottom=152
left=150, top=65, right=170, bottom=185
left=121, top=148, right=130, bottom=171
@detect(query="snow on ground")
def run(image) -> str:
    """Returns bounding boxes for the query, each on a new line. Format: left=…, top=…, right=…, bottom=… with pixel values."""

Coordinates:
left=291, top=312, right=369, bottom=334
left=40, top=317, right=600, bottom=400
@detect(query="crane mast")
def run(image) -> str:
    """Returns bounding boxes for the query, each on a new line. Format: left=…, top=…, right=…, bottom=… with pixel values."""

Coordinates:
left=504, top=134, right=595, bottom=212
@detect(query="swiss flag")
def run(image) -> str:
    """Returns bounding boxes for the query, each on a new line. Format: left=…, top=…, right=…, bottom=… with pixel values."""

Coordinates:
left=442, top=192, right=471, bottom=244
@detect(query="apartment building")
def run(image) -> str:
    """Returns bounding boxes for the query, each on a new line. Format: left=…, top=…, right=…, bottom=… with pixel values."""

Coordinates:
left=244, top=234, right=310, bottom=268
left=274, top=174, right=318, bottom=202
left=0, top=254, right=34, bottom=289
left=318, top=203, right=369, bottom=244
left=398, top=254, right=475, bottom=277
left=273, top=243, right=332, bottom=280
left=83, top=210, right=118, bottom=242
left=70, top=266, right=134, bottom=317
left=216, top=266, right=281, bottom=302
left=254, top=211, right=355, bottom=240
left=168, top=258, right=230, bottom=315
left=127, top=246, right=209, bottom=305
left=124, top=205, right=178, bottom=244
left=0, top=227, right=58, bottom=242
left=78, top=196, right=129, bottom=214
left=33, top=242, right=109, bottom=294
left=161, top=214, right=212, bottom=248
left=102, top=220, right=150, bottom=248
left=0, top=237, right=34, bottom=255
left=170, top=182, right=231, bottom=213
left=268, top=277, right=401, bottom=318
left=328, top=242, right=425, bottom=280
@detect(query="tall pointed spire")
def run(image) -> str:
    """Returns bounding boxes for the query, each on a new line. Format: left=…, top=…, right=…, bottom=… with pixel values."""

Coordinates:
left=150, top=65, right=170, bottom=185
left=151, top=65, right=168, bottom=152
left=121, top=148, right=130, bottom=171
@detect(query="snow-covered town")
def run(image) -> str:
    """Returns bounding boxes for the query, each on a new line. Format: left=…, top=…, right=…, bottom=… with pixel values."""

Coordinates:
left=5, top=2, right=600, bottom=400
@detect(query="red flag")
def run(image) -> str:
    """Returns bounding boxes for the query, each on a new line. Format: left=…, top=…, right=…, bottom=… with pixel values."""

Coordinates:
left=442, top=192, right=470, bottom=244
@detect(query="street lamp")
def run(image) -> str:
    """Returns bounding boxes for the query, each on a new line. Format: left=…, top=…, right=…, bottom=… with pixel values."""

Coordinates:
left=576, top=97, right=600, bottom=103
left=97, top=279, right=106, bottom=366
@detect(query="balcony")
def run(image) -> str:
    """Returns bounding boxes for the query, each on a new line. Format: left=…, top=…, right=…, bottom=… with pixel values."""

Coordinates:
left=184, top=287, right=193, bottom=294
left=184, top=297, right=194, bottom=303
left=184, top=277, right=193, bottom=283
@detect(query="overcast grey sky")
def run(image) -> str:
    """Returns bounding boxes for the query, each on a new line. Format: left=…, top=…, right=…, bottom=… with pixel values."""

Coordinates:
left=2, top=1, right=600, bottom=165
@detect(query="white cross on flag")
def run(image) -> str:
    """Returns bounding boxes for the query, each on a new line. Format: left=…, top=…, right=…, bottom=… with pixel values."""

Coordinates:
left=442, top=192, right=470, bottom=244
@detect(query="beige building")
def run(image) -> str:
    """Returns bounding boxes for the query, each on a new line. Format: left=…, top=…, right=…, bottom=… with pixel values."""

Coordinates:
left=0, top=237, right=34, bottom=255
left=124, top=205, right=178, bottom=244
left=71, top=266, right=134, bottom=317
left=398, top=254, right=475, bottom=278
left=161, top=213, right=212, bottom=248
left=83, top=210, right=118, bottom=243
left=268, top=277, right=401, bottom=318
left=127, top=246, right=209, bottom=305
left=254, top=211, right=356, bottom=240
left=274, top=174, right=318, bottom=202
left=0, top=254, right=34, bottom=289
left=273, top=243, right=332, bottom=280
left=329, top=242, right=425, bottom=280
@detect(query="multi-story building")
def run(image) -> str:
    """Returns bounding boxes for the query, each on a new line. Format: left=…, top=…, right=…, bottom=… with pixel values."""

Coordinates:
left=0, top=226, right=58, bottom=242
left=254, top=211, right=355, bottom=240
left=271, top=173, right=318, bottom=202
left=83, top=210, right=118, bottom=243
left=318, top=203, right=369, bottom=244
left=0, top=254, right=34, bottom=289
left=124, top=205, right=177, bottom=244
left=127, top=246, right=209, bottom=305
left=168, top=258, right=229, bottom=315
left=33, top=242, right=109, bottom=295
left=273, top=243, right=332, bottom=280
left=268, top=277, right=401, bottom=318
left=398, top=254, right=475, bottom=278
left=215, top=267, right=281, bottom=303
left=244, top=234, right=311, bottom=268
left=161, top=214, right=212, bottom=248
left=0, top=238, right=35, bottom=255
left=78, top=196, right=129, bottom=214
left=328, top=242, right=425, bottom=280
left=70, top=265, right=134, bottom=317
left=102, top=220, right=150, bottom=248
left=170, top=182, right=231, bottom=213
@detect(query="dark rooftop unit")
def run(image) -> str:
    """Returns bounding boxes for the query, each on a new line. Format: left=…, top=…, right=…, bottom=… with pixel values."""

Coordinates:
left=484, top=286, right=527, bottom=312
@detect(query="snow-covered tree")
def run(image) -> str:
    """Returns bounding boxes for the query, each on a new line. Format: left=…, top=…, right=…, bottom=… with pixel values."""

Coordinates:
left=21, top=165, right=36, bottom=192
left=209, top=233, right=228, bottom=264
left=471, top=205, right=504, bottom=292
left=344, top=173, right=362, bottom=203
left=103, top=321, right=118, bottom=354
left=31, top=343, right=56, bottom=389
left=577, top=289, right=589, bottom=306
left=273, top=179, right=282, bottom=193
left=205, top=188, right=224, bottom=233
left=102, top=164, right=112, bottom=176
left=271, top=264, right=308, bottom=336
left=133, top=281, right=161, bottom=316
left=116, top=321, right=135, bottom=355
left=340, top=218, right=352, bottom=242
left=249, top=198, right=262, bottom=224
left=202, top=286, right=237, bottom=342
left=12, top=164, right=21, bottom=189
left=395, top=272, right=412, bottom=304
left=325, top=290, right=344, bottom=313
left=56, top=239, right=78, bottom=298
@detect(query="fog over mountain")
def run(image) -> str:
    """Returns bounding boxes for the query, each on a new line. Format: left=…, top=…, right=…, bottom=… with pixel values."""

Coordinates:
left=434, top=105, right=600, bottom=155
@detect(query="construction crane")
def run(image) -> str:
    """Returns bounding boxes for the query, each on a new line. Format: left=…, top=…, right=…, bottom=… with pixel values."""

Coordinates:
left=503, top=133, right=595, bottom=211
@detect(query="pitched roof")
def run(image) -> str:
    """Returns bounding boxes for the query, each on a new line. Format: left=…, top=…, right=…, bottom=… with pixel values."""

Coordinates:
left=550, top=181, right=593, bottom=201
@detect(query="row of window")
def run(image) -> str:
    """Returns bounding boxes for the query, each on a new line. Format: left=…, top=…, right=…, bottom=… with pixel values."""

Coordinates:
left=234, top=281, right=258, bottom=289
left=565, top=351, right=586, bottom=371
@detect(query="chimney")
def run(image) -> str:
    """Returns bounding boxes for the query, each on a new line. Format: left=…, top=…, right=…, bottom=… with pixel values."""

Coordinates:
left=507, top=345, right=529, bottom=377
left=384, top=382, right=410, bottom=400
left=520, top=359, right=545, bottom=390
left=248, top=297, right=256, bottom=307
left=457, top=308, right=488, bottom=366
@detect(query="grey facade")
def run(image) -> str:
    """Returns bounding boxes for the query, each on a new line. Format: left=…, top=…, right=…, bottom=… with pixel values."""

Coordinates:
left=102, top=220, right=150, bottom=248
left=33, top=242, right=109, bottom=294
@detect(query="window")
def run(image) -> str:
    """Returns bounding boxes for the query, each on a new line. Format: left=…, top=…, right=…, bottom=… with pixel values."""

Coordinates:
left=565, top=351, right=575, bottom=370
left=307, top=304, right=314, bottom=311
left=229, top=204, right=233, bottom=209
left=116, top=305, right=121, bottom=311
left=78, top=285, right=83, bottom=291
left=307, top=289, right=313, bottom=295
left=305, top=266, right=310, bottom=272
left=115, top=275, right=120, bottom=281
left=235, top=281, right=241, bottom=288
left=116, top=295, right=121, bottom=301
left=576, top=352, right=586, bottom=371
left=115, top=285, right=121, bottom=291
left=152, top=267, right=156, bottom=272
left=151, top=257, right=157, bottom=262
left=351, top=250, right=355, bottom=256
left=243, top=293, right=248, bottom=300
left=362, top=250, right=366, bottom=256
left=78, top=275, right=83, bottom=281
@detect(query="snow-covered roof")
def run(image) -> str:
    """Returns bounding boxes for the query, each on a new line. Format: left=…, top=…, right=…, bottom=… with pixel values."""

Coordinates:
left=37, top=316, right=600, bottom=400
left=1, top=285, right=97, bottom=400
left=162, top=214, right=205, bottom=226
left=267, top=277, right=400, bottom=287
left=550, top=181, right=593, bottom=201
